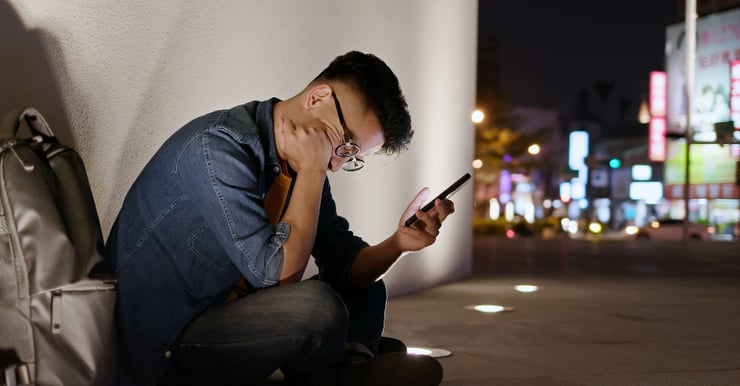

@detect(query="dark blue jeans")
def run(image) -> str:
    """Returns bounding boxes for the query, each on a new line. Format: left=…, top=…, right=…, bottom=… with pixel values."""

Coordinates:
left=159, top=279, right=387, bottom=386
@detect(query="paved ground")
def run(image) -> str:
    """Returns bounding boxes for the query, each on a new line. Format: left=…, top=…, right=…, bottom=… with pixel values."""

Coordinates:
left=383, top=237, right=740, bottom=385
left=385, top=275, right=740, bottom=385
left=264, top=236, right=740, bottom=385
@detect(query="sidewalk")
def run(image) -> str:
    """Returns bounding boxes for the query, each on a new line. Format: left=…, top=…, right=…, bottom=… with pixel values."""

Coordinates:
left=382, top=239, right=740, bottom=385
left=262, top=237, right=740, bottom=385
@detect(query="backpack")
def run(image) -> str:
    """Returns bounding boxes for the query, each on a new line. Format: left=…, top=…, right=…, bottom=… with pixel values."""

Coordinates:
left=0, top=108, right=116, bottom=386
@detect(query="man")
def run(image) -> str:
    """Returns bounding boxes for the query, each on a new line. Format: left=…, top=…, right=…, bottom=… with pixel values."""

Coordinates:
left=105, top=51, right=455, bottom=386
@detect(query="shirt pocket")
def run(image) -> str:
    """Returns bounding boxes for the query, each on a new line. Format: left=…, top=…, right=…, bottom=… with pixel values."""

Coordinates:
left=187, top=222, right=231, bottom=275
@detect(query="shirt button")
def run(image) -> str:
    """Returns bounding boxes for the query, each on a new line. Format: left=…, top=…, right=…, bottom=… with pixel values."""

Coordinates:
left=165, top=350, right=172, bottom=358
left=272, top=166, right=280, bottom=174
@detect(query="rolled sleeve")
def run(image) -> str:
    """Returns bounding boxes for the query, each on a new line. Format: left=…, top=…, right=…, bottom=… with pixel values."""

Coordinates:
left=263, top=222, right=291, bottom=282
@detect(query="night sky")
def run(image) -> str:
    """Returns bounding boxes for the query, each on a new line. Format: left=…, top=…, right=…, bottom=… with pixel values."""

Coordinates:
left=478, top=0, right=681, bottom=125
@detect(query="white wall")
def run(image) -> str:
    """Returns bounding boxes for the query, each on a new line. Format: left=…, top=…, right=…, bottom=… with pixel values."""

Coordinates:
left=1, top=0, right=477, bottom=297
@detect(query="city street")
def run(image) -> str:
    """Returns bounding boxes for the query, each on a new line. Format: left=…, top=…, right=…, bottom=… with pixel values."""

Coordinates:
left=382, top=236, right=740, bottom=385
left=471, top=235, right=740, bottom=278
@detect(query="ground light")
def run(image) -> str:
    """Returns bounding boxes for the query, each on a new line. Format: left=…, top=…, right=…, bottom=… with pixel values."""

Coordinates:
left=515, top=284, right=539, bottom=293
left=465, top=304, right=516, bottom=313
left=406, top=347, right=453, bottom=358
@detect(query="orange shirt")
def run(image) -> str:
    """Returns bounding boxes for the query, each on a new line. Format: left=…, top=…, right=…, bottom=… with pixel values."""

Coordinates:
left=226, top=163, right=292, bottom=301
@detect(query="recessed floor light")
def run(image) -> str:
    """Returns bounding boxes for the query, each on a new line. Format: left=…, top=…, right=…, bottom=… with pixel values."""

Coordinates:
left=465, top=304, right=515, bottom=313
left=407, top=347, right=452, bottom=358
left=515, top=284, right=539, bottom=293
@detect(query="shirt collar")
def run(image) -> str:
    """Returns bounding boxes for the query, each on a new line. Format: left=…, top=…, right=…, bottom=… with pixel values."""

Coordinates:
left=255, top=97, right=282, bottom=171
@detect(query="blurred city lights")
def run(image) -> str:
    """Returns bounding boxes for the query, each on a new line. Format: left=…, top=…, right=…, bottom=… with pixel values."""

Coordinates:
left=625, top=225, right=639, bottom=235
left=471, top=109, right=485, bottom=124
left=559, top=182, right=571, bottom=203
left=489, top=198, right=500, bottom=220
left=527, top=143, right=541, bottom=155
left=631, top=164, right=652, bottom=180
left=472, top=159, right=483, bottom=169
left=638, top=96, right=651, bottom=124
left=524, top=202, right=535, bottom=223
left=588, top=222, right=603, bottom=234
left=515, top=284, right=539, bottom=293
left=568, top=131, right=589, bottom=170
left=567, top=219, right=579, bottom=234
left=560, top=217, right=570, bottom=232
left=504, top=201, right=515, bottom=221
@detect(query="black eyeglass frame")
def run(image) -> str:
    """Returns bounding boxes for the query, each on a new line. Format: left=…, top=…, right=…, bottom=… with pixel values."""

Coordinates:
left=331, top=93, right=365, bottom=171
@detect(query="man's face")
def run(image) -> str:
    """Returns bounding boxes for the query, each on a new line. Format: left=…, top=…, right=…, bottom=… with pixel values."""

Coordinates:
left=325, top=90, right=384, bottom=172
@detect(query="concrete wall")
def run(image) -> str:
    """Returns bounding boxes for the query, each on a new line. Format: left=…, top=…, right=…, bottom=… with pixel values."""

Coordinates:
left=1, top=0, right=477, bottom=297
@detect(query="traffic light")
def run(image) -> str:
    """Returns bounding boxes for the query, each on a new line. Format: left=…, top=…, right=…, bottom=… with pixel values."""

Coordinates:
left=608, top=158, right=621, bottom=169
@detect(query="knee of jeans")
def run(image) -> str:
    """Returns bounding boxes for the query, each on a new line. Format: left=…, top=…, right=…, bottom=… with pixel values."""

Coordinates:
left=299, top=281, right=348, bottom=355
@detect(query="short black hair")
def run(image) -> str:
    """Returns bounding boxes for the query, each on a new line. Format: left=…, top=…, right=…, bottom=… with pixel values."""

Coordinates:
left=314, top=51, right=413, bottom=155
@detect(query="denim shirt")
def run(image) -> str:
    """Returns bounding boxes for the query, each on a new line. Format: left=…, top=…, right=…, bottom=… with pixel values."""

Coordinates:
left=104, top=99, right=369, bottom=386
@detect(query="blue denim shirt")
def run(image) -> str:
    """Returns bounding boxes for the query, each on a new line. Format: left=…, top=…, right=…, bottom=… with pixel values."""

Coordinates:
left=105, top=99, right=369, bottom=386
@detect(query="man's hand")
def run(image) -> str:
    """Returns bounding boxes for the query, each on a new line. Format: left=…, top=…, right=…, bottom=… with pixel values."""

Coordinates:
left=275, top=118, right=333, bottom=173
left=347, top=188, right=456, bottom=286
left=396, top=187, right=455, bottom=252
left=274, top=119, right=332, bottom=284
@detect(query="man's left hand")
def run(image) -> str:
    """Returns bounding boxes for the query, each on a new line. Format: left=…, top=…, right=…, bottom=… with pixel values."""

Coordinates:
left=395, top=188, right=455, bottom=252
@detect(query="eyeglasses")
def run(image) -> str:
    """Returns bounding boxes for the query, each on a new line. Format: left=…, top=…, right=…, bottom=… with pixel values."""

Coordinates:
left=332, top=93, right=365, bottom=172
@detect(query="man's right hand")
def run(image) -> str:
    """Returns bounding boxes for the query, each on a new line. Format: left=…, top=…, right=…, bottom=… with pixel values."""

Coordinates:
left=276, top=118, right=333, bottom=173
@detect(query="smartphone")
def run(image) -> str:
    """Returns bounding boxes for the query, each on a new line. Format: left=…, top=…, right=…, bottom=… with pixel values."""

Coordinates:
left=404, top=172, right=471, bottom=227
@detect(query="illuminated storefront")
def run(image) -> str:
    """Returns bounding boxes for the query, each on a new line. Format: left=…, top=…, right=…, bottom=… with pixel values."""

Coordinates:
left=662, top=7, right=739, bottom=235
left=664, top=141, right=739, bottom=232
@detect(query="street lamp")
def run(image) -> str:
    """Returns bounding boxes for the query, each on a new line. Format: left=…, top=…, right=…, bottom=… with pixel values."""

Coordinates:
left=471, top=109, right=485, bottom=124
left=527, top=143, right=541, bottom=155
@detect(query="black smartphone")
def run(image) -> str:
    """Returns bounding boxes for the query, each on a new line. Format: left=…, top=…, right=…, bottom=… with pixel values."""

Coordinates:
left=404, top=172, right=471, bottom=227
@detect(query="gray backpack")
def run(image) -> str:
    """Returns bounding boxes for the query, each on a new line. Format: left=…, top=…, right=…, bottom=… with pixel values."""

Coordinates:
left=0, top=108, right=116, bottom=386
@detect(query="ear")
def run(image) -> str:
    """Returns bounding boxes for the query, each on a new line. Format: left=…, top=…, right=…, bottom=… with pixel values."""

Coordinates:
left=305, top=84, right=332, bottom=109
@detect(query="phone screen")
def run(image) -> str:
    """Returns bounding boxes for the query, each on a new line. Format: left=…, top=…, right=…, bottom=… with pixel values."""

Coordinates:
left=404, top=172, right=471, bottom=227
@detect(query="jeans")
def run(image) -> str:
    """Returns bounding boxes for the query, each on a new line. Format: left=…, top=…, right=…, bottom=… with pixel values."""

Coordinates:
left=159, top=279, right=388, bottom=386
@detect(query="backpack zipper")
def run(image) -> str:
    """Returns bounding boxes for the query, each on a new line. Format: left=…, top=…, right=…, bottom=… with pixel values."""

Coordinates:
left=1, top=139, right=35, bottom=172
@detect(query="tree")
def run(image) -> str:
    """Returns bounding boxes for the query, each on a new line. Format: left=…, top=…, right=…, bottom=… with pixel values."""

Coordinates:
left=474, top=95, right=556, bottom=209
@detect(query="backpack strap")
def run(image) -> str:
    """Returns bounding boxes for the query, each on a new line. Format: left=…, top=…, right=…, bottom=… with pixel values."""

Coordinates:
left=16, top=107, right=55, bottom=139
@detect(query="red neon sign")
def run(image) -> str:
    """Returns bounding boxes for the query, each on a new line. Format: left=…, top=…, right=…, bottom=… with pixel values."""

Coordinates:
left=649, top=118, right=666, bottom=162
left=649, top=71, right=667, bottom=162
left=731, top=60, right=740, bottom=130
left=649, top=71, right=667, bottom=117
